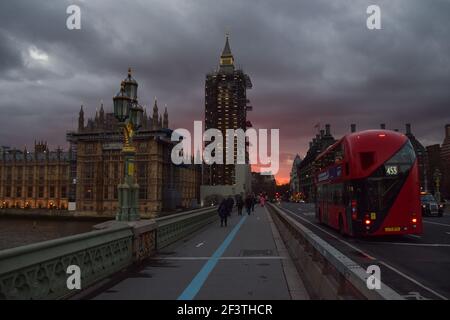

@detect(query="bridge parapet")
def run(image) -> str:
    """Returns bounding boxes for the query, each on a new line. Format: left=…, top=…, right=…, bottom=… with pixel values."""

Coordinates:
left=0, top=226, right=133, bottom=300
left=155, top=206, right=217, bottom=248
left=0, top=206, right=217, bottom=300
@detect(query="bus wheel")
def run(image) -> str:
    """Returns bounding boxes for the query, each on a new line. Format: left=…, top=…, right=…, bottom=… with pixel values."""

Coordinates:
left=339, top=215, right=345, bottom=236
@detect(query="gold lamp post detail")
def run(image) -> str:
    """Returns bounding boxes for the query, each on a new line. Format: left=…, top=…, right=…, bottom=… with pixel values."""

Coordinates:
left=113, top=69, right=143, bottom=221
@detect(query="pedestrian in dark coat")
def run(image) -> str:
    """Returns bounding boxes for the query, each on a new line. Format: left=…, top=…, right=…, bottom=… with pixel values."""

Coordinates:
left=226, top=196, right=234, bottom=216
left=251, top=193, right=256, bottom=212
left=218, top=199, right=228, bottom=227
left=236, top=195, right=244, bottom=215
left=245, top=194, right=253, bottom=215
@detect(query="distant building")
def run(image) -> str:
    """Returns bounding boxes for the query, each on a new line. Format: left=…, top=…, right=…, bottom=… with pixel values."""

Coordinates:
left=440, top=124, right=450, bottom=199
left=298, top=124, right=336, bottom=202
left=0, top=69, right=201, bottom=217
left=289, top=154, right=302, bottom=194
left=251, top=172, right=276, bottom=198
left=200, top=35, right=253, bottom=202
left=426, top=144, right=442, bottom=195
left=0, top=142, right=72, bottom=210
left=67, top=69, right=200, bottom=217
left=203, top=35, right=252, bottom=186
left=404, top=123, right=429, bottom=191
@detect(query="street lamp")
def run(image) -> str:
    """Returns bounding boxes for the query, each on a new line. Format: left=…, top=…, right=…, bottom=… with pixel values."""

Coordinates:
left=433, top=169, right=442, bottom=203
left=113, top=69, right=144, bottom=221
left=113, top=82, right=129, bottom=122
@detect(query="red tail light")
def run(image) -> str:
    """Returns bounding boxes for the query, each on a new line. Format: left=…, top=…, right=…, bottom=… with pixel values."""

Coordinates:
left=364, top=219, right=371, bottom=225
left=412, top=218, right=417, bottom=223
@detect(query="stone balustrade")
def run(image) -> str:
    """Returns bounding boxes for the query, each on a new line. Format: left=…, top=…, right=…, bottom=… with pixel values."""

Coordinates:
left=0, top=206, right=217, bottom=300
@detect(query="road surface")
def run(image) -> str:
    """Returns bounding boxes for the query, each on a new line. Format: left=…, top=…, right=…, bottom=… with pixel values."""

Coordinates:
left=278, top=202, right=450, bottom=300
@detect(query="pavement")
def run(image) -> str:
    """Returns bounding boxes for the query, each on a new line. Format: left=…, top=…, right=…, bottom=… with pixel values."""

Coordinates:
left=92, top=205, right=308, bottom=300
left=280, top=202, right=450, bottom=300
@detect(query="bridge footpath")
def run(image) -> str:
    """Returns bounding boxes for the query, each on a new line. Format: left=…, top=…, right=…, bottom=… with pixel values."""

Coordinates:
left=92, top=206, right=308, bottom=300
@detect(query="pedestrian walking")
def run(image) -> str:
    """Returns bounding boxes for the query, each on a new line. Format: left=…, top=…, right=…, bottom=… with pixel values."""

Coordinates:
left=260, top=195, right=266, bottom=207
left=226, top=196, right=234, bottom=216
left=218, top=198, right=228, bottom=227
left=236, top=195, right=244, bottom=215
left=251, top=193, right=256, bottom=212
left=245, top=194, right=253, bottom=215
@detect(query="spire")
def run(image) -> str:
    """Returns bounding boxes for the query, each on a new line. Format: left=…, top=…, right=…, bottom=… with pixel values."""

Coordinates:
left=219, top=33, right=234, bottom=71
left=78, top=105, right=84, bottom=132
left=222, top=34, right=232, bottom=57
left=163, top=105, right=168, bottom=128
left=95, top=108, right=99, bottom=124
left=142, top=107, right=148, bottom=129
left=99, top=100, right=105, bottom=128
left=152, top=97, right=159, bottom=129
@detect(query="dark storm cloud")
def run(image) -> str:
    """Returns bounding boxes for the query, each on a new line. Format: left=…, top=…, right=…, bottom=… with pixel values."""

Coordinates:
left=0, top=0, right=449, bottom=180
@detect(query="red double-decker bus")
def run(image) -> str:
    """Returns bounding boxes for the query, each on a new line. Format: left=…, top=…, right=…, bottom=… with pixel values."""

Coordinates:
left=314, top=130, right=422, bottom=236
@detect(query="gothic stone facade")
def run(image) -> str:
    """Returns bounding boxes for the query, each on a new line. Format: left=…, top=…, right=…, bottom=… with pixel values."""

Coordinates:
left=0, top=142, right=72, bottom=210
left=68, top=131, right=199, bottom=218
left=67, top=99, right=200, bottom=218
left=1, top=70, right=201, bottom=217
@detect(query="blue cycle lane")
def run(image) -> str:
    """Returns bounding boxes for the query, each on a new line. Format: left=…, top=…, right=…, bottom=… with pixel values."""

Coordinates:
left=94, top=206, right=292, bottom=300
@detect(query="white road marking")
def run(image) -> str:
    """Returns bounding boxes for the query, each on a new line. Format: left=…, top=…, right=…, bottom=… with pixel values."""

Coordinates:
left=297, top=208, right=315, bottom=216
left=379, top=261, right=448, bottom=300
left=401, top=291, right=431, bottom=300
left=424, top=220, right=450, bottom=227
left=195, top=242, right=204, bottom=248
left=282, top=205, right=449, bottom=300
left=153, top=256, right=287, bottom=261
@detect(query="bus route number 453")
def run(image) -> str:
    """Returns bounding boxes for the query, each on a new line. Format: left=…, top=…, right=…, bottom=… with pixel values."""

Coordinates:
left=386, top=165, right=398, bottom=176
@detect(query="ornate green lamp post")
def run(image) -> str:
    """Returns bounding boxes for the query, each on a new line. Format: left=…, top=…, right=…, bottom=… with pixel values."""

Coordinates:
left=433, top=169, right=442, bottom=203
left=113, top=69, right=144, bottom=221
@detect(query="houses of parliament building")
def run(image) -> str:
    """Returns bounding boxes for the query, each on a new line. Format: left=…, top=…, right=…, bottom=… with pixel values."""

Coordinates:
left=0, top=69, right=201, bottom=218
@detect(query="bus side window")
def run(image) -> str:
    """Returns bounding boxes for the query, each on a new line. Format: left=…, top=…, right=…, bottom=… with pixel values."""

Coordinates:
left=345, top=163, right=350, bottom=176
left=343, top=185, right=349, bottom=205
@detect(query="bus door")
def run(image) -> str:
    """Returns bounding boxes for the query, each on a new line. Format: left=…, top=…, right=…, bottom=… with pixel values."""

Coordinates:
left=344, top=182, right=354, bottom=235
left=323, top=184, right=329, bottom=223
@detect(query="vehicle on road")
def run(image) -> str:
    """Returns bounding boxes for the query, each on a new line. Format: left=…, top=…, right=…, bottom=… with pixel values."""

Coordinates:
left=314, top=129, right=423, bottom=236
left=420, top=192, right=444, bottom=217
left=290, top=192, right=304, bottom=203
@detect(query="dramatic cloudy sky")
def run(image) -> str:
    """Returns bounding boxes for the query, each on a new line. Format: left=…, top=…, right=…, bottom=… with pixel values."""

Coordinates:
left=0, top=0, right=449, bottom=183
